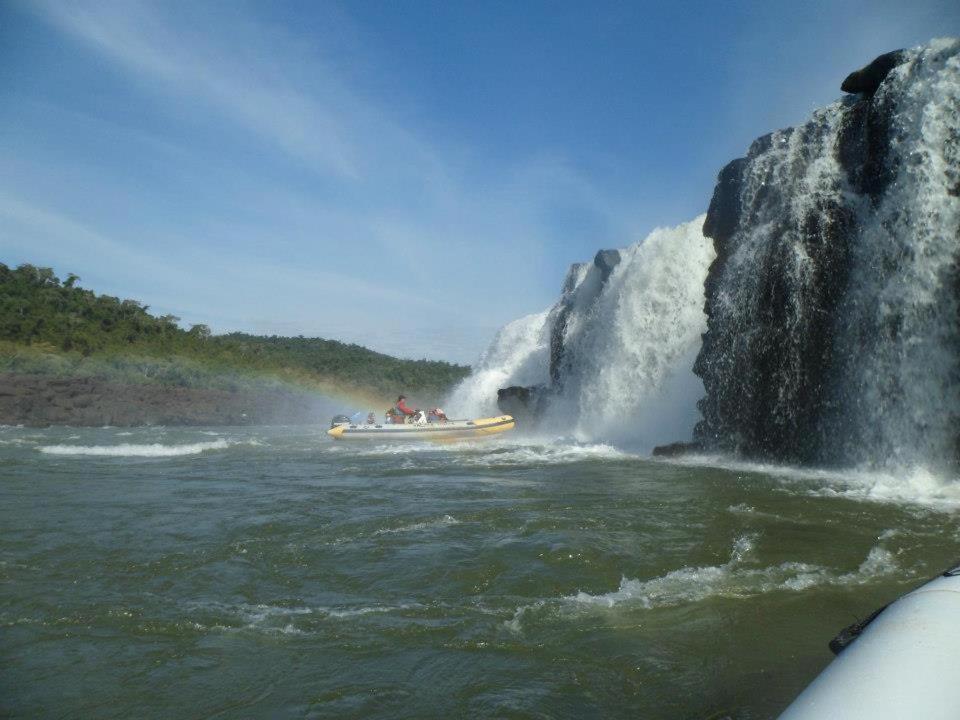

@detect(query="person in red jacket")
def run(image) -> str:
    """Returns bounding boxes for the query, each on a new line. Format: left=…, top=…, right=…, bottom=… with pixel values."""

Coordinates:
left=395, top=395, right=416, bottom=420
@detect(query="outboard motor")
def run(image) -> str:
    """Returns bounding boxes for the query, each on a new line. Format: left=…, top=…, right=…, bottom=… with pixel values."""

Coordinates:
left=330, top=414, right=351, bottom=429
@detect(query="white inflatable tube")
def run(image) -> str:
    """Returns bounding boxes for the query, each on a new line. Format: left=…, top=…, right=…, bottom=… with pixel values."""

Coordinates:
left=778, top=567, right=960, bottom=719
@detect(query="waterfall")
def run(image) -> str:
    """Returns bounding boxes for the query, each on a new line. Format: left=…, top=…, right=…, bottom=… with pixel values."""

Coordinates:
left=693, top=105, right=855, bottom=462
left=831, top=39, right=960, bottom=469
left=448, top=217, right=715, bottom=451
left=695, top=38, right=960, bottom=469
left=546, top=218, right=714, bottom=446
left=452, top=39, right=959, bottom=469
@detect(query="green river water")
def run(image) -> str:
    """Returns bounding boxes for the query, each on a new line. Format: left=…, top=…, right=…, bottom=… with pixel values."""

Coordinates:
left=2, top=424, right=959, bottom=718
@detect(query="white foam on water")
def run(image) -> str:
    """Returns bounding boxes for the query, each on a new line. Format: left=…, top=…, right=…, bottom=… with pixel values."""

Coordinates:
left=186, top=600, right=426, bottom=635
left=506, top=536, right=900, bottom=632
left=328, top=436, right=635, bottom=467
left=234, top=603, right=313, bottom=624
left=37, top=439, right=234, bottom=457
left=805, top=465, right=960, bottom=511
left=330, top=516, right=460, bottom=545
left=665, top=453, right=960, bottom=512
left=0, top=437, right=36, bottom=447
left=321, top=603, right=423, bottom=619
left=325, top=438, right=492, bottom=457
left=569, top=540, right=899, bottom=610
left=503, top=599, right=548, bottom=635
left=372, top=515, right=460, bottom=536
left=458, top=442, right=635, bottom=468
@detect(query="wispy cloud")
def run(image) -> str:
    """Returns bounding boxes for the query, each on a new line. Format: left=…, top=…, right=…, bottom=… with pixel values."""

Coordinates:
left=0, top=193, right=175, bottom=280
left=3, top=0, right=633, bottom=361
left=32, top=0, right=372, bottom=179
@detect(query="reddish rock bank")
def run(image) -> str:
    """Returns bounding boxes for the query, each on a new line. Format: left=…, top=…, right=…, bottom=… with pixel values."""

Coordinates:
left=0, top=374, right=328, bottom=427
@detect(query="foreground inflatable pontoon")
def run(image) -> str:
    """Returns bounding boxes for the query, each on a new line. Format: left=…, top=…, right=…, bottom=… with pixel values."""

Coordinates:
left=778, top=564, right=960, bottom=719
left=328, top=415, right=515, bottom=441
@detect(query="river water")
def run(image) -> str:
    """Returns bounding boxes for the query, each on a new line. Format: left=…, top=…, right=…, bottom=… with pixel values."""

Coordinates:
left=3, top=424, right=959, bottom=719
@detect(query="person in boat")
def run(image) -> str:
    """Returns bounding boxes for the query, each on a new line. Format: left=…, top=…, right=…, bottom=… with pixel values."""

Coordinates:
left=428, top=407, right=449, bottom=423
left=393, top=395, right=417, bottom=424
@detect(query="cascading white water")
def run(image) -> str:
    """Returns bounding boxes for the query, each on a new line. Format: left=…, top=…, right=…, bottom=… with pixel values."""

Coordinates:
left=832, top=39, right=960, bottom=470
left=545, top=217, right=714, bottom=447
left=448, top=217, right=715, bottom=450
left=445, top=310, right=551, bottom=419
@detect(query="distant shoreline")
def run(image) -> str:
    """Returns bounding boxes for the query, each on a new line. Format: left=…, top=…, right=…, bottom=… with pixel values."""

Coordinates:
left=0, top=373, right=327, bottom=427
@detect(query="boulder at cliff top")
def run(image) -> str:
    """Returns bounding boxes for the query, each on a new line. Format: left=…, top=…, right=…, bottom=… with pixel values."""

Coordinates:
left=840, top=49, right=906, bottom=94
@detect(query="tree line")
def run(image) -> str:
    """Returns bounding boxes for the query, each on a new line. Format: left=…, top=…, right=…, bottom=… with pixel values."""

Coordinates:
left=0, top=263, right=470, bottom=398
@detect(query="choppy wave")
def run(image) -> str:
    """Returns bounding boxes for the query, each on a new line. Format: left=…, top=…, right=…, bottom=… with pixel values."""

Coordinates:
left=0, top=438, right=35, bottom=447
left=329, top=515, right=461, bottom=545
left=372, top=515, right=460, bottom=536
left=506, top=535, right=901, bottom=632
left=329, top=439, right=634, bottom=467
left=568, top=546, right=897, bottom=610
left=183, top=600, right=427, bottom=635
left=37, top=439, right=233, bottom=457
left=460, top=442, right=634, bottom=467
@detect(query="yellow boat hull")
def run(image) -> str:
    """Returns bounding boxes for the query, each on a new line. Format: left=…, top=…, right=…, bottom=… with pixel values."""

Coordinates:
left=328, top=415, right=515, bottom=442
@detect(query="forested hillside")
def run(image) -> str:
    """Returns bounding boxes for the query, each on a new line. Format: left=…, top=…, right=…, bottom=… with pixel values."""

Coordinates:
left=0, top=263, right=469, bottom=399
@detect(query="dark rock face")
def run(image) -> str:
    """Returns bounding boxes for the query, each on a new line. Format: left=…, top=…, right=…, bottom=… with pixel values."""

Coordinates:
left=841, top=50, right=906, bottom=95
left=0, top=374, right=325, bottom=426
left=496, top=385, right=548, bottom=427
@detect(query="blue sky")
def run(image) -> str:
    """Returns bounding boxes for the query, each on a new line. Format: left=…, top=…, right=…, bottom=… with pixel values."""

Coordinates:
left=1, top=1, right=957, bottom=363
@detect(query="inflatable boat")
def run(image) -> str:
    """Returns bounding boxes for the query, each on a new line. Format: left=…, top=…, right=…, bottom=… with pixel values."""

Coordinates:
left=327, top=414, right=515, bottom=441
left=778, top=563, right=960, bottom=719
